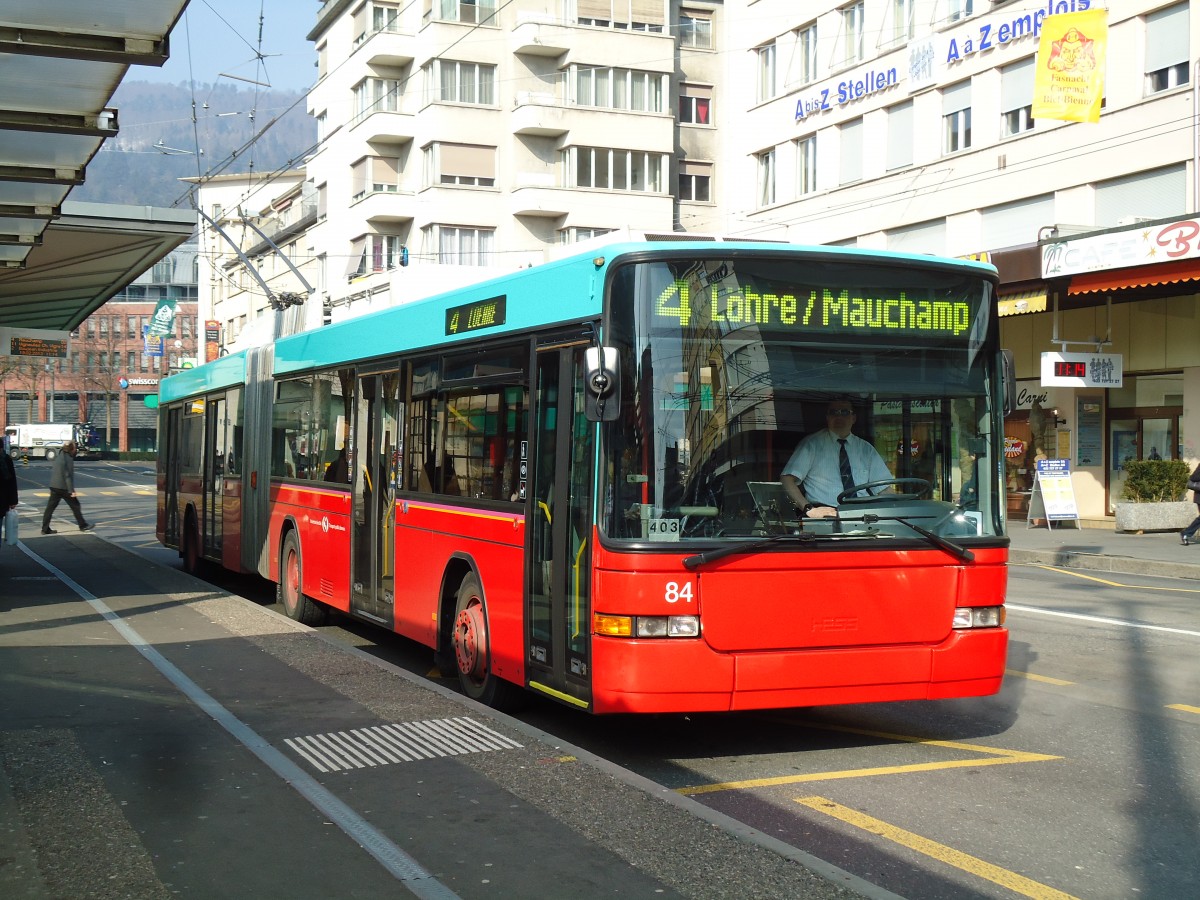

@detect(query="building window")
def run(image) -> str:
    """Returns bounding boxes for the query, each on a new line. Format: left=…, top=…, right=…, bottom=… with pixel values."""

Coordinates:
left=947, top=0, right=973, bottom=24
left=756, top=42, right=776, bottom=103
left=575, top=0, right=665, bottom=32
left=678, top=83, right=712, bottom=125
left=942, top=80, right=971, bottom=154
left=424, top=143, right=496, bottom=187
left=887, top=100, right=913, bottom=170
left=680, top=9, right=712, bottom=48
left=351, top=156, right=401, bottom=201
left=353, top=77, right=401, bottom=122
left=559, top=227, right=614, bottom=244
left=890, top=0, right=915, bottom=45
left=572, top=66, right=665, bottom=112
left=427, top=0, right=498, bottom=26
left=565, top=146, right=664, bottom=192
left=841, top=2, right=865, bottom=66
left=840, top=118, right=863, bottom=185
left=372, top=2, right=400, bottom=33
left=1001, top=58, right=1035, bottom=137
left=792, top=23, right=818, bottom=85
left=429, top=59, right=496, bottom=105
left=756, top=147, right=775, bottom=207
left=796, top=136, right=817, bottom=195
left=1145, top=4, right=1189, bottom=96
left=370, top=235, right=404, bottom=271
left=678, top=161, right=711, bottom=202
left=426, top=225, right=495, bottom=266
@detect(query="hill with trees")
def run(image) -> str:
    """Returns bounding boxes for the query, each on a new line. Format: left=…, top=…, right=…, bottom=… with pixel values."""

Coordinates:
left=72, top=81, right=316, bottom=210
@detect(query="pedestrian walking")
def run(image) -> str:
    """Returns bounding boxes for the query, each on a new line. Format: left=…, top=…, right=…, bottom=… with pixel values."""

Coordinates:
left=41, top=441, right=92, bottom=534
left=1, top=433, right=18, bottom=547
left=1180, top=462, right=1200, bottom=546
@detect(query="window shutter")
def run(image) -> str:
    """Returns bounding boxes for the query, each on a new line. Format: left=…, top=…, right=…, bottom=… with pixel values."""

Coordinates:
left=351, top=158, right=368, bottom=196
left=631, top=0, right=664, bottom=26
left=1146, top=4, right=1188, bottom=71
left=1000, top=58, right=1034, bottom=113
left=942, top=80, right=971, bottom=115
left=440, top=143, right=495, bottom=178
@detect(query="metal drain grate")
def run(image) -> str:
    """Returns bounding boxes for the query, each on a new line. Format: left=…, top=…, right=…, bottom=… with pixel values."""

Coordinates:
left=285, top=716, right=523, bottom=773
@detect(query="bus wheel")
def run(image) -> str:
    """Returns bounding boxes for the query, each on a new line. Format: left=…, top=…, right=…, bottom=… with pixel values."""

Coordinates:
left=277, top=531, right=327, bottom=626
left=452, top=572, right=524, bottom=711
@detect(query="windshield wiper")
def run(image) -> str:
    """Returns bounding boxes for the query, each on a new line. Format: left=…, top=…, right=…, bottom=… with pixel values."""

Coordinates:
left=840, top=513, right=975, bottom=562
left=682, top=531, right=820, bottom=570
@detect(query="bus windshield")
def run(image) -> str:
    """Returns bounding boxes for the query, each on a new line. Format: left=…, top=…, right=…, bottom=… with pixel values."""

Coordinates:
left=603, top=254, right=1002, bottom=544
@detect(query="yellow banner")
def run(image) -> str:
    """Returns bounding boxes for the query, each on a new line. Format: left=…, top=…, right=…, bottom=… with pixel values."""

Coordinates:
left=1032, top=10, right=1108, bottom=124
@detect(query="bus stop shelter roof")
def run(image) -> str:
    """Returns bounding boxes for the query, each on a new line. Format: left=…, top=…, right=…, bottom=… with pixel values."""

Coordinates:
left=0, top=0, right=195, bottom=332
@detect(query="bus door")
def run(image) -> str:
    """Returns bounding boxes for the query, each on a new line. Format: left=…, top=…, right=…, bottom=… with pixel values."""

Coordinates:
left=162, top=405, right=182, bottom=545
left=203, top=396, right=224, bottom=557
left=350, top=368, right=400, bottom=627
left=527, top=341, right=594, bottom=708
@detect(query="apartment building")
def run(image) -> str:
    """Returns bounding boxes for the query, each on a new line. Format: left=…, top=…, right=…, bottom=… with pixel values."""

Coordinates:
left=0, top=242, right=200, bottom=453
left=300, top=0, right=726, bottom=318
left=722, top=0, right=1198, bottom=518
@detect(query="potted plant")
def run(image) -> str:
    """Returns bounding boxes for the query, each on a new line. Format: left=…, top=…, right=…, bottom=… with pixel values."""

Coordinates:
left=1114, top=459, right=1193, bottom=532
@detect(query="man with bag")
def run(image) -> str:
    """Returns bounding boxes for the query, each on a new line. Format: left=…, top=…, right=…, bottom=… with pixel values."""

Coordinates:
left=1, top=433, right=18, bottom=546
left=41, top=441, right=92, bottom=535
left=1180, top=462, right=1200, bottom=546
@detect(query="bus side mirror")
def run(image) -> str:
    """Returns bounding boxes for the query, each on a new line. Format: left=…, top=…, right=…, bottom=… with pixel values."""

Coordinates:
left=584, top=346, right=620, bottom=422
left=1001, top=349, right=1016, bottom=416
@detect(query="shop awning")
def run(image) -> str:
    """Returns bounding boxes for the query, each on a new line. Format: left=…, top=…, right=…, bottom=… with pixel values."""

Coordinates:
left=997, top=289, right=1047, bottom=316
left=1067, top=257, right=1200, bottom=295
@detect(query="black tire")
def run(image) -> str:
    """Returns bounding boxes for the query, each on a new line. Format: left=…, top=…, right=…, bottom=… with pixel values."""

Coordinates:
left=181, top=514, right=206, bottom=577
left=277, top=530, right=327, bottom=626
left=451, top=571, right=525, bottom=710
left=44, top=448, right=57, bottom=461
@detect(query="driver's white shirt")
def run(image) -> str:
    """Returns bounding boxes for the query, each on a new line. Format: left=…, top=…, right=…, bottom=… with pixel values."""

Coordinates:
left=782, top=429, right=892, bottom=507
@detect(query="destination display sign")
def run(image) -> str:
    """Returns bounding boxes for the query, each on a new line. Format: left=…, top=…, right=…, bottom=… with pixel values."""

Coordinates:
left=446, top=295, right=506, bottom=336
left=651, top=279, right=979, bottom=341
left=10, top=336, right=68, bottom=358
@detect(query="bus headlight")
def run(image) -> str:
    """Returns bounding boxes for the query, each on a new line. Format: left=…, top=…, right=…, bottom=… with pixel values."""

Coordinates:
left=953, top=606, right=1005, bottom=629
left=594, top=614, right=700, bottom=638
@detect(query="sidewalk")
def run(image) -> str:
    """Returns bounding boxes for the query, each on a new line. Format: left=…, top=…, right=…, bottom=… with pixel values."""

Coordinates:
left=1007, top=517, right=1200, bottom=580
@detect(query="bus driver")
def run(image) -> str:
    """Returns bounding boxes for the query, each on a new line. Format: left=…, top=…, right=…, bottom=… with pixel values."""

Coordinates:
left=782, top=398, right=891, bottom=519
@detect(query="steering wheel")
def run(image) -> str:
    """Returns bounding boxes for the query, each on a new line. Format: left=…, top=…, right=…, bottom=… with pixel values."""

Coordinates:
left=837, top=477, right=932, bottom=504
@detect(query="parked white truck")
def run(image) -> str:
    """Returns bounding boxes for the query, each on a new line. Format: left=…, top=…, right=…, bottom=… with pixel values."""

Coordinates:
left=5, top=423, right=93, bottom=460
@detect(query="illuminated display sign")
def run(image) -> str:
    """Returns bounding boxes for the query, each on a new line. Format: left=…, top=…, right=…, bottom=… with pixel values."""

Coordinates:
left=651, top=279, right=977, bottom=340
left=446, top=295, right=506, bottom=336
left=10, top=336, right=68, bottom=358
left=1041, top=351, right=1123, bottom=388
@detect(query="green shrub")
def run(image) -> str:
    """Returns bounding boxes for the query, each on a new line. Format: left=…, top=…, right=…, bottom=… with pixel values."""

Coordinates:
left=1121, top=459, right=1190, bottom=502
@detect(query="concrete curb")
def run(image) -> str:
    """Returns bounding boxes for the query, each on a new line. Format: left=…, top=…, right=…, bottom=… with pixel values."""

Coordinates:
left=1010, top=548, right=1200, bottom=581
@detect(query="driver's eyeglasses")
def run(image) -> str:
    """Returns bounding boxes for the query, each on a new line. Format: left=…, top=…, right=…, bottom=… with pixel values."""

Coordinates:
left=826, top=408, right=853, bottom=416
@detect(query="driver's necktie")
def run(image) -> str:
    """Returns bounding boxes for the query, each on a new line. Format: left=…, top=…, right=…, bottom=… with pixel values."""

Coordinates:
left=838, top=439, right=855, bottom=495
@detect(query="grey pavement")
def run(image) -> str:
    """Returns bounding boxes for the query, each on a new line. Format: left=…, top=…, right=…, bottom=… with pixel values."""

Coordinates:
left=1008, top=517, right=1200, bottom=580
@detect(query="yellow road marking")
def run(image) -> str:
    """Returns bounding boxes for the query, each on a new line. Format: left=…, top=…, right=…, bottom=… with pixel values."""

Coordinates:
left=1167, top=704, right=1200, bottom=715
left=796, top=796, right=1080, bottom=900
left=1028, top=564, right=1200, bottom=593
left=1005, top=668, right=1075, bottom=686
left=676, top=723, right=1061, bottom=796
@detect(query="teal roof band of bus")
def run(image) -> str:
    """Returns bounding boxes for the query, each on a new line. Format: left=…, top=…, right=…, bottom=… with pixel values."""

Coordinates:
left=159, top=349, right=248, bottom=404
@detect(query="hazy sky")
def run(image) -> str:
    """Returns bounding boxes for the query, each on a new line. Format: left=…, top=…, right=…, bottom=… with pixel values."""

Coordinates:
left=130, top=0, right=319, bottom=91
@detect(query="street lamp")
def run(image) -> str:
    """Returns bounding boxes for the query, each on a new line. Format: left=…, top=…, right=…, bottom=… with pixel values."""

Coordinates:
left=45, top=361, right=55, bottom=422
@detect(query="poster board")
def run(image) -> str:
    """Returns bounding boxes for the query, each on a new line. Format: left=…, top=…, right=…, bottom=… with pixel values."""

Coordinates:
left=1027, top=458, right=1080, bottom=529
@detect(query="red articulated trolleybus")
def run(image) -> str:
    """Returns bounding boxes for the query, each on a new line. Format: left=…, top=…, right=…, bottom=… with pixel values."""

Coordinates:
left=157, top=240, right=1012, bottom=714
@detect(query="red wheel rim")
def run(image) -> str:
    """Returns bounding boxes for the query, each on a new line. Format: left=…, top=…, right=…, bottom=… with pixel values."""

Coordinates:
left=454, top=601, right=486, bottom=681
